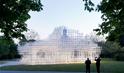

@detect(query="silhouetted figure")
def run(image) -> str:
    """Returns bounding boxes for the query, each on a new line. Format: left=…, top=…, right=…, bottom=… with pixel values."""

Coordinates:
left=85, top=58, right=91, bottom=73
left=95, top=57, right=101, bottom=73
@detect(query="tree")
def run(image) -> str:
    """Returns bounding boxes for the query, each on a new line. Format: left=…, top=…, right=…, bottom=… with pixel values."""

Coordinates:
left=0, top=0, right=43, bottom=40
left=19, top=29, right=39, bottom=46
left=97, top=41, right=124, bottom=60
left=0, top=0, right=42, bottom=60
left=83, top=0, right=124, bottom=46
left=25, top=29, right=39, bottom=41
left=0, top=36, right=21, bottom=60
left=97, top=41, right=120, bottom=58
left=83, top=0, right=124, bottom=60
left=0, top=40, right=10, bottom=58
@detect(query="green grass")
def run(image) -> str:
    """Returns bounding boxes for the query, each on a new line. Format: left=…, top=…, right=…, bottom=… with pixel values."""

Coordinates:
left=0, top=58, right=124, bottom=73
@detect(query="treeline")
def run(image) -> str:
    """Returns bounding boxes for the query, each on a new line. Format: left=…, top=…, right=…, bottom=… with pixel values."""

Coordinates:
left=0, top=36, right=21, bottom=60
left=97, top=41, right=124, bottom=61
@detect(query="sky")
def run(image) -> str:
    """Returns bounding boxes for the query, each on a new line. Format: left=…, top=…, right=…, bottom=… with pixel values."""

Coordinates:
left=26, top=0, right=102, bottom=39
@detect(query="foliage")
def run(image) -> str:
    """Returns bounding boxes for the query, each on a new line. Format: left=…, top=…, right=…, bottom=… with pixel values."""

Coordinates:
left=0, top=0, right=43, bottom=40
left=83, top=0, right=94, bottom=12
left=0, top=36, right=21, bottom=60
left=115, top=47, right=124, bottom=61
left=95, top=0, right=124, bottom=45
left=0, top=36, right=10, bottom=58
left=98, top=41, right=119, bottom=57
left=19, top=37, right=27, bottom=46
left=0, top=44, right=10, bottom=58
left=19, top=29, right=38, bottom=45
left=83, top=0, right=124, bottom=60
left=0, top=0, right=42, bottom=60
left=83, top=0, right=124, bottom=46
left=97, top=41, right=124, bottom=60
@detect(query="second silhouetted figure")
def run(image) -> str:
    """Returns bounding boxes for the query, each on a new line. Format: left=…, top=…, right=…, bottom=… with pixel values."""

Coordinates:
left=95, top=57, right=101, bottom=73
left=85, top=58, right=91, bottom=73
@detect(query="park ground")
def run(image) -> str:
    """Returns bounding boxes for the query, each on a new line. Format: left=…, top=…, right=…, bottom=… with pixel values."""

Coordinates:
left=0, top=71, right=108, bottom=73
left=0, top=58, right=124, bottom=73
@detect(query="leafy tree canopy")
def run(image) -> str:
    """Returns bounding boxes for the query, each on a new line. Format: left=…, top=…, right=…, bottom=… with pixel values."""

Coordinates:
left=0, top=0, right=43, bottom=40
left=0, top=36, right=21, bottom=60
left=83, top=0, right=124, bottom=46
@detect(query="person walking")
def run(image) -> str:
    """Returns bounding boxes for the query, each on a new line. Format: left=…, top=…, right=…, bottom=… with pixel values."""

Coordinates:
left=85, top=58, right=91, bottom=73
left=95, top=57, right=101, bottom=73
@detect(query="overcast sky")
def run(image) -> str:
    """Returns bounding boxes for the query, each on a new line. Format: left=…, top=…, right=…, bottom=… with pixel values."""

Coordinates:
left=26, top=0, right=102, bottom=39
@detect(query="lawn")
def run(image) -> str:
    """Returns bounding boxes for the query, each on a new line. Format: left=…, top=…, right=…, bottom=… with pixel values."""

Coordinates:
left=0, top=58, right=124, bottom=73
